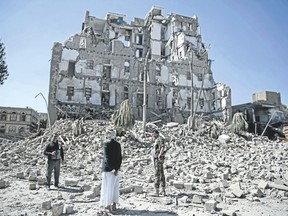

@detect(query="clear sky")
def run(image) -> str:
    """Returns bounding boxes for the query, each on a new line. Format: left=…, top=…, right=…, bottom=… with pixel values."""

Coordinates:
left=0, top=0, right=287, bottom=113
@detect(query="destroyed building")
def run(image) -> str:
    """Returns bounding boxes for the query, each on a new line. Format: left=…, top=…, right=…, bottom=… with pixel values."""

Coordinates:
left=232, top=91, right=287, bottom=139
left=48, top=6, right=231, bottom=124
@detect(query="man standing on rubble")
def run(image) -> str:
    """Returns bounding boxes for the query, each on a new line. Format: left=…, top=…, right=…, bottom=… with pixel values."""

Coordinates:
left=44, top=133, right=64, bottom=189
left=151, top=130, right=166, bottom=196
left=100, top=128, right=122, bottom=212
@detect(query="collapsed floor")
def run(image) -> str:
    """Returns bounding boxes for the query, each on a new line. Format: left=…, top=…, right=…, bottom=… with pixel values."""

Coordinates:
left=0, top=119, right=288, bottom=216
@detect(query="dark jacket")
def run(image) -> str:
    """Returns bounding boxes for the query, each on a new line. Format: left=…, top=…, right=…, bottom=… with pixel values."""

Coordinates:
left=102, top=139, right=122, bottom=172
left=44, top=141, right=64, bottom=161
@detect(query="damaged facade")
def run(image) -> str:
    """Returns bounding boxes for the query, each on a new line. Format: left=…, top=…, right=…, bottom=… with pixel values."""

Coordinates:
left=232, top=91, right=287, bottom=139
left=48, top=6, right=231, bottom=124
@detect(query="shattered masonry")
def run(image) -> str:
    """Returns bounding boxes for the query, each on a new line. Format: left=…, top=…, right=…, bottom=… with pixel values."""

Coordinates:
left=48, top=6, right=232, bottom=124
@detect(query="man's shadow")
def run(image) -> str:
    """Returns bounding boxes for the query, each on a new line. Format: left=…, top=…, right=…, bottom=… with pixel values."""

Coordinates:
left=49, top=186, right=83, bottom=193
left=112, top=209, right=178, bottom=216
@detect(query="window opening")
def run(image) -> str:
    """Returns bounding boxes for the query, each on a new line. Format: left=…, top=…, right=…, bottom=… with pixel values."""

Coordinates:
left=124, top=60, right=130, bottom=73
left=10, top=112, right=17, bottom=121
left=103, top=65, right=111, bottom=80
left=67, top=86, right=74, bottom=101
left=68, top=61, right=76, bottom=77
left=87, top=60, right=94, bottom=70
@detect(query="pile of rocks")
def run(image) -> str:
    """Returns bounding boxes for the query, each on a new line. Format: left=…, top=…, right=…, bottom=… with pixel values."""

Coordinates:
left=0, top=119, right=288, bottom=216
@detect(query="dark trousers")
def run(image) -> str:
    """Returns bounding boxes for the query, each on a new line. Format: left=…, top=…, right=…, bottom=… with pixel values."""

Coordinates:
left=46, top=159, right=60, bottom=186
left=154, top=159, right=165, bottom=189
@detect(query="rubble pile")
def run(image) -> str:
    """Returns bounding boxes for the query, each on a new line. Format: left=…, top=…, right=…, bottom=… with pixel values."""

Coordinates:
left=1, top=119, right=288, bottom=216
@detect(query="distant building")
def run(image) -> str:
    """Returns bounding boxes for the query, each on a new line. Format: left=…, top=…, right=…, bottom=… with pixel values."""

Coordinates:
left=48, top=6, right=232, bottom=124
left=232, top=91, right=287, bottom=139
left=0, top=106, right=40, bottom=139
left=252, top=91, right=282, bottom=107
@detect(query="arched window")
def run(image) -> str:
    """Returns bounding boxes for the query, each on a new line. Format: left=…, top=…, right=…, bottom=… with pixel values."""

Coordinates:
left=21, top=112, right=26, bottom=121
left=19, top=127, right=25, bottom=134
left=8, top=126, right=16, bottom=133
left=10, top=112, right=17, bottom=121
left=1, top=111, right=7, bottom=121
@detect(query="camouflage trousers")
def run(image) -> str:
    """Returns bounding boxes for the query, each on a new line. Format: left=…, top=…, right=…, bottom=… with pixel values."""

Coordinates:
left=154, top=159, right=166, bottom=189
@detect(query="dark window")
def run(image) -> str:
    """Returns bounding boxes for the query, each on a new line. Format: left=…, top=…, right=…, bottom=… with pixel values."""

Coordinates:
left=124, top=60, right=130, bottom=73
left=1, top=112, right=7, bottom=121
left=187, top=71, right=191, bottom=80
left=67, top=86, right=74, bottom=101
left=156, top=64, right=161, bottom=76
left=103, top=83, right=109, bottom=91
left=21, top=112, right=26, bottom=121
left=85, top=88, right=92, bottom=101
left=198, top=73, right=203, bottom=81
left=199, top=98, right=204, bottom=109
left=140, top=71, right=144, bottom=82
left=0, top=125, right=5, bottom=133
left=19, top=127, right=25, bottom=134
left=137, top=93, right=143, bottom=107
left=103, top=65, right=111, bottom=80
left=102, top=92, right=110, bottom=105
left=187, top=97, right=191, bottom=109
left=135, top=34, right=143, bottom=45
left=212, top=101, right=216, bottom=110
left=87, top=60, right=94, bottom=70
left=68, top=61, right=76, bottom=77
left=136, top=49, right=143, bottom=58
left=124, top=86, right=129, bottom=99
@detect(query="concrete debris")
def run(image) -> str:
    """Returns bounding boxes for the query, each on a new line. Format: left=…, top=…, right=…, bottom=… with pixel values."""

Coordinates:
left=0, top=118, right=288, bottom=215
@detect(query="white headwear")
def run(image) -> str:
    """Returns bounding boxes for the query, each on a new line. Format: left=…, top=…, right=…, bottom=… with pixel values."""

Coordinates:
left=106, top=128, right=116, bottom=139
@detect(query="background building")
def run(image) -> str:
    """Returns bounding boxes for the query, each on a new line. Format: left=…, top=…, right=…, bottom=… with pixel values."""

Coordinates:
left=48, top=6, right=232, bottom=124
left=0, top=106, right=39, bottom=140
left=232, top=91, right=287, bottom=139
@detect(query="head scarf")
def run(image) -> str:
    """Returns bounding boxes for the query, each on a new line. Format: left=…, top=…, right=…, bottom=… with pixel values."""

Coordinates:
left=106, top=128, right=116, bottom=140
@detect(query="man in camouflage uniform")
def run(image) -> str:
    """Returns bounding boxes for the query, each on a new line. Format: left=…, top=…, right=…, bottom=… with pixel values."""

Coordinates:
left=151, top=130, right=166, bottom=196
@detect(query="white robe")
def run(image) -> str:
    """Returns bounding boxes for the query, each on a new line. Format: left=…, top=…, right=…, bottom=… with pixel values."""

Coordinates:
left=100, top=171, right=120, bottom=207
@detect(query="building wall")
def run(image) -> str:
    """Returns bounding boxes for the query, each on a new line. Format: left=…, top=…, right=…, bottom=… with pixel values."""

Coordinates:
left=252, top=91, right=281, bottom=107
left=48, top=6, right=232, bottom=123
left=0, top=106, right=39, bottom=136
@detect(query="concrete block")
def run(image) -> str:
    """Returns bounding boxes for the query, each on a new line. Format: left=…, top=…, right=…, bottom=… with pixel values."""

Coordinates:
left=82, top=184, right=92, bottom=191
left=205, top=172, right=214, bottom=179
left=218, top=134, right=231, bottom=144
left=178, top=195, right=189, bottom=204
left=134, top=185, right=143, bottom=194
left=29, top=183, right=37, bottom=190
left=37, top=177, right=46, bottom=185
left=252, top=188, right=264, bottom=198
left=258, top=180, right=268, bottom=190
left=52, top=202, right=64, bottom=216
left=84, top=191, right=97, bottom=199
left=173, top=181, right=184, bottom=189
left=205, top=200, right=217, bottom=211
left=274, top=179, right=285, bottom=186
left=16, top=172, right=24, bottom=179
left=28, top=174, right=37, bottom=181
left=65, top=178, right=79, bottom=187
left=0, top=180, right=6, bottom=189
left=42, top=200, right=52, bottom=210
left=184, top=183, right=193, bottom=190
left=65, top=204, right=74, bottom=214
left=192, top=195, right=203, bottom=204
left=120, top=186, right=134, bottom=194
left=222, top=180, right=229, bottom=188
left=230, top=182, right=243, bottom=198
